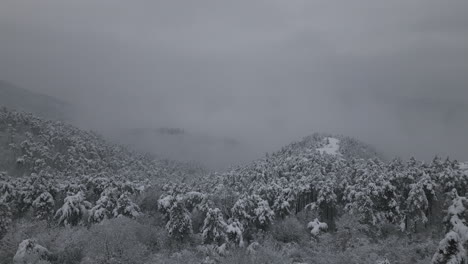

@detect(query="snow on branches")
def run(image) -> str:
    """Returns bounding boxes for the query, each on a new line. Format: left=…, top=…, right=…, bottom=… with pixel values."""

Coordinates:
left=307, top=218, right=328, bottom=236
left=202, top=208, right=227, bottom=245
left=54, top=191, right=91, bottom=226
left=432, top=191, right=468, bottom=263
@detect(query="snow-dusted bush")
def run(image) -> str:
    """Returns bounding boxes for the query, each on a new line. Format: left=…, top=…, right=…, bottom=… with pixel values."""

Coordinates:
left=202, top=208, right=227, bottom=245
left=32, top=192, right=55, bottom=220
left=271, top=217, right=305, bottom=243
left=13, top=239, right=51, bottom=264
left=246, top=242, right=260, bottom=255
left=307, top=218, right=328, bottom=236
left=54, top=191, right=91, bottom=226
left=80, top=218, right=149, bottom=264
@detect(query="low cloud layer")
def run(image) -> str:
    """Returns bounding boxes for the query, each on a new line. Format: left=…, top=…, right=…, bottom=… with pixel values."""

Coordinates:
left=1, top=0, right=468, bottom=167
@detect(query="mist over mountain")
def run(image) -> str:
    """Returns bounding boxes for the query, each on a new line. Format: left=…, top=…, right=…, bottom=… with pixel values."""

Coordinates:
left=0, top=82, right=253, bottom=169
left=0, top=80, right=72, bottom=121
left=1, top=1, right=468, bottom=263
left=2, top=0, right=468, bottom=165
left=119, top=127, right=254, bottom=170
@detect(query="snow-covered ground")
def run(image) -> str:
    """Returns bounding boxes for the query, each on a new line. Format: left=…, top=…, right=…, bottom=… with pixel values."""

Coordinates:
left=317, top=137, right=341, bottom=156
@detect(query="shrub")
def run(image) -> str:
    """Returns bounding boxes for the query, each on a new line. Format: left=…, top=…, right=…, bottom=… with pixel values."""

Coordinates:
left=13, top=239, right=52, bottom=264
left=80, top=218, right=149, bottom=263
left=271, top=217, right=306, bottom=243
left=223, top=245, right=289, bottom=264
left=53, top=244, right=83, bottom=264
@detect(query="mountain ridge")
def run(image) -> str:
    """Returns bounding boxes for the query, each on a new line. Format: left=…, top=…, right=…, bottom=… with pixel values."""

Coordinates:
left=0, top=80, right=72, bottom=121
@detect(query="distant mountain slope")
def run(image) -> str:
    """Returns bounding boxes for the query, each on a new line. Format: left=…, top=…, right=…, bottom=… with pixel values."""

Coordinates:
left=0, top=108, right=205, bottom=181
left=0, top=80, right=71, bottom=121
left=196, top=133, right=382, bottom=195
left=274, top=133, right=382, bottom=161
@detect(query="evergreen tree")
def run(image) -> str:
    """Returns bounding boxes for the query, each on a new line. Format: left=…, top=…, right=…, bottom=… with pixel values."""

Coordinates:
left=433, top=191, right=468, bottom=263
left=432, top=231, right=466, bottom=264
left=226, top=219, right=244, bottom=247
left=253, top=199, right=274, bottom=230
left=55, top=191, right=91, bottom=226
left=166, top=200, right=193, bottom=241
left=113, top=192, right=141, bottom=218
left=202, top=208, right=227, bottom=245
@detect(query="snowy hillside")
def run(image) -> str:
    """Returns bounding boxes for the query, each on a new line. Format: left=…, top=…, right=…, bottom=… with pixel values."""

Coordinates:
left=1, top=110, right=467, bottom=264
left=0, top=107, right=205, bottom=181
left=276, top=133, right=381, bottom=161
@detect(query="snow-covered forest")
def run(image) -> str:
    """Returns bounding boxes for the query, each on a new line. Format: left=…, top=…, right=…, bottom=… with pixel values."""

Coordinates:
left=1, top=107, right=468, bottom=263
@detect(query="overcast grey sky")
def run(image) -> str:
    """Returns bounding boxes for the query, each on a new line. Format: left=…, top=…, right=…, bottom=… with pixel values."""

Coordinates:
left=1, top=0, right=468, bottom=165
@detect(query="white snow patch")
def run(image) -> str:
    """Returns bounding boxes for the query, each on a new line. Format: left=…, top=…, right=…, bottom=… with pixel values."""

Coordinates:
left=307, top=218, right=328, bottom=236
left=460, top=162, right=468, bottom=171
left=317, top=137, right=341, bottom=156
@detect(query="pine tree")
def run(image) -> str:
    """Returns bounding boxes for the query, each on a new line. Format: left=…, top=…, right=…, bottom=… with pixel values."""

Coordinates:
left=88, top=195, right=110, bottom=224
left=231, top=195, right=256, bottom=224
left=158, top=194, right=176, bottom=221
left=55, top=191, right=91, bottom=226
left=88, top=187, right=119, bottom=224
left=432, top=191, right=468, bottom=263
left=226, top=219, right=244, bottom=247
left=405, top=179, right=431, bottom=231
left=113, top=192, right=141, bottom=218
left=272, top=194, right=291, bottom=219
left=316, top=178, right=338, bottom=231
left=166, top=200, right=192, bottom=241
left=202, top=208, right=227, bottom=245
left=253, top=199, right=274, bottom=230
left=432, top=231, right=466, bottom=264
